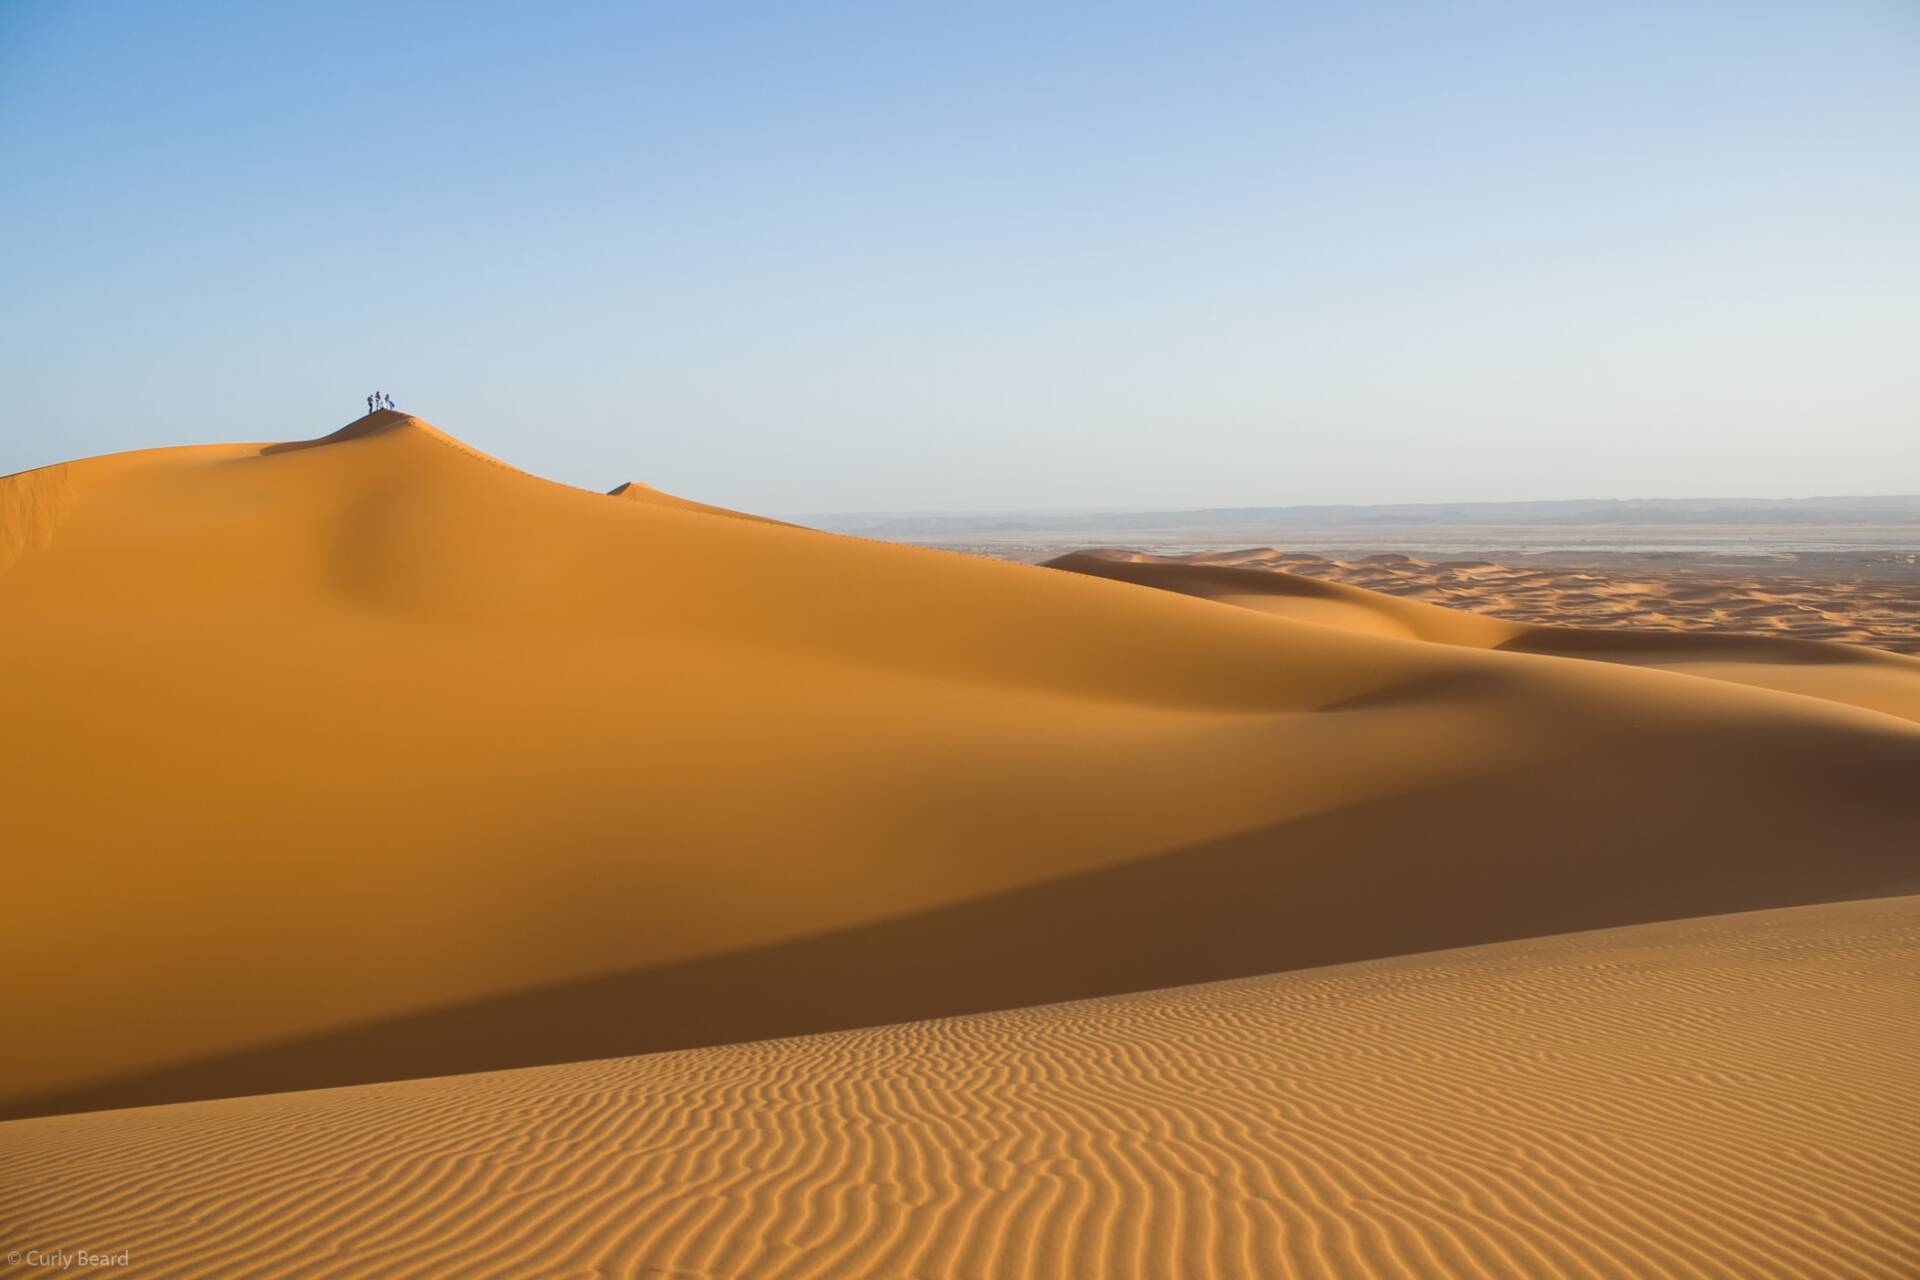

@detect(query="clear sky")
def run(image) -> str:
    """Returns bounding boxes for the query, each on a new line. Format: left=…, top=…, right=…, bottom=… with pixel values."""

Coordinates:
left=3, top=1, right=1916, bottom=514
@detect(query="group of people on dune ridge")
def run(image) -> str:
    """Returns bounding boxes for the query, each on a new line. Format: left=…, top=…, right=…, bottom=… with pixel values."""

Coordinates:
left=366, top=391, right=396, bottom=415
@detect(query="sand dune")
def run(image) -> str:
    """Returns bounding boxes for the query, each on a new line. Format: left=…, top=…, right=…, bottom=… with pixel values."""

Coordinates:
left=607, top=478, right=795, bottom=526
left=5, top=414, right=1920, bottom=1122
left=1091, top=547, right=1920, bottom=653
left=1051, top=549, right=1920, bottom=726
left=5, top=896, right=1916, bottom=1279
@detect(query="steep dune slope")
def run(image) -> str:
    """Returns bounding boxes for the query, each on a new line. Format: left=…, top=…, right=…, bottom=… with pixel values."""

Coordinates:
left=6, top=896, right=1916, bottom=1279
left=4, top=414, right=1919, bottom=1118
left=1051, top=550, right=1920, bottom=725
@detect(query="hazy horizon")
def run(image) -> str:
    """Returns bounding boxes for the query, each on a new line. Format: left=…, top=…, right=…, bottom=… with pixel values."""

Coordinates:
left=790, top=492, right=1920, bottom=525
left=4, top=1, right=1916, bottom=513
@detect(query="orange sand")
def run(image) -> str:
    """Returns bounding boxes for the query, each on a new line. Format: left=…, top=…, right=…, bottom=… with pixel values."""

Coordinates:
left=1093, top=547, right=1920, bottom=653
left=3, top=414, right=1920, bottom=1126
left=5, top=896, right=1916, bottom=1278
left=1051, top=549, right=1920, bottom=726
left=607, top=478, right=795, bottom=526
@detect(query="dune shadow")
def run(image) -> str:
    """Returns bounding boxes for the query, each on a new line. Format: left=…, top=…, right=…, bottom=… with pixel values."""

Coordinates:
left=1495, top=627, right=1869, bottom=666
left=10, top=723, right=1918, bottom=1123
left=1314, top=667, right=1521, bottom=713
left=1048, top=552, right=1352, bottom=603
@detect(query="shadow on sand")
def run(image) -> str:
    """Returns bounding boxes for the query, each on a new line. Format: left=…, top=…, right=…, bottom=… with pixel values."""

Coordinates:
left=12, top=724, right=1917, bottom=1122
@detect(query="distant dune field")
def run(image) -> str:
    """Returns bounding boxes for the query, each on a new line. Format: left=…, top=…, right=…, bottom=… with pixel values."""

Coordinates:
left=5, top=896, right=1916, bottom=1278
left=3, top=413, right=1919, bottom=1277
left=1064, top=546, right=1920, bottom=654
left=1051, top=549, right=1920, bottom=724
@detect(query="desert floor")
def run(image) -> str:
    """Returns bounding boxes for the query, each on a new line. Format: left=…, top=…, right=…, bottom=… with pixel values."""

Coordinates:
left=3, top=415, right=1916, bottom=1277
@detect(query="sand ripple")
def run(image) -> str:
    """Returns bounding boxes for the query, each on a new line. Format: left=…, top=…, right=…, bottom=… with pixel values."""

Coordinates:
left=6, top=896, right=1917, bottom=1279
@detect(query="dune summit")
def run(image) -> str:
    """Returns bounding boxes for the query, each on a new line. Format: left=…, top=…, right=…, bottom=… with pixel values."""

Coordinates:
left=3, top=413, right=1920, bottom=1125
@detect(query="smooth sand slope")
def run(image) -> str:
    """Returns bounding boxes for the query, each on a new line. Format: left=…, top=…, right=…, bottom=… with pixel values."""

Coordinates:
left=5, top=414, right=1920, bottom=1120
left=6, top=896, right=1917, bottom=1279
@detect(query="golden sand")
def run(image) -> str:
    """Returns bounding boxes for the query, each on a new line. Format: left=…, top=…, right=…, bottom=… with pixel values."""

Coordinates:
left=1090, top=546, right=1920, bottom=654
left=3, top=414, right=1918, bottom=1276
left=5, top=897, right=1915, bottom=1278
left=1053, top=549, right=1920, bottom=726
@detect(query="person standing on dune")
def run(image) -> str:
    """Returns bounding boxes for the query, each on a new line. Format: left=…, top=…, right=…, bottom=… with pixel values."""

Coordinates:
left=366, top=393, right=375, bottom=416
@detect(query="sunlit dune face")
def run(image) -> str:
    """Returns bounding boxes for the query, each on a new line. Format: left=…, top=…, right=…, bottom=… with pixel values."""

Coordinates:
left=3, top=418, right=1919, bottom=1125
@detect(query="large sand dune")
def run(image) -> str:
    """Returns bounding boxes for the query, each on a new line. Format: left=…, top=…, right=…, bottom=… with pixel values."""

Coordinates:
left=5, top=896, right=1916, bottom=1278
left=5, top=414, right=1920, bottom=1122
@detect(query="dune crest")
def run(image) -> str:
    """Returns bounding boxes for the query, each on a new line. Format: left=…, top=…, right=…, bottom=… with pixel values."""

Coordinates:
left=608, top=478, right=795, bottom=527
left=261, top=408, right=504, bottom=463
left=4, top=417, right=1920, bottom=1120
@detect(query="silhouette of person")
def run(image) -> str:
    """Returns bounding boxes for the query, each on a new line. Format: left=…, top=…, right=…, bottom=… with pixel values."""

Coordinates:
left=384, top=394, right=396, bottom=411
left=367, top=393, right=375, bottom=416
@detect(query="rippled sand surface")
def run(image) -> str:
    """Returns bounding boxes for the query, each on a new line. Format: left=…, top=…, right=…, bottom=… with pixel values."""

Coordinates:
left=5, top=897, right=1916, bottom=1278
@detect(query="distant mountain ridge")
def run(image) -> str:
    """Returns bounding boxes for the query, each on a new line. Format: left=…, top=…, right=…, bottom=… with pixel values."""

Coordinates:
left=818, top=495, right=1920, bottom=537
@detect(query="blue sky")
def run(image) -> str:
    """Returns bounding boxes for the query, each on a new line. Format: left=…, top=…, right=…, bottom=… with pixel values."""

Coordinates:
left=3, top=1, right=1915, bottom=513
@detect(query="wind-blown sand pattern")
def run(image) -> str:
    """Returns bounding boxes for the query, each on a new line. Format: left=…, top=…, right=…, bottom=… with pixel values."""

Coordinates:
left=1090, top=547, right=1920, bottom=654
left=4, top=414, right=1920, bottom=1124
left=5, top=896, right=1917, bottom=1279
